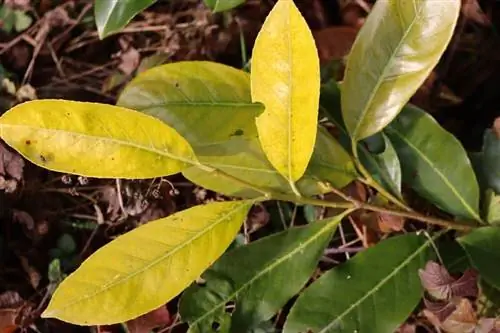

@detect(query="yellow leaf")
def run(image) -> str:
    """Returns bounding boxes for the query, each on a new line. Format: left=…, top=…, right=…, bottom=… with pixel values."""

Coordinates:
left=0, top=100, right=197, bottom=179
left=41, top=200, right=252, bottom=325
left=251, top=0, right=320, bottom=185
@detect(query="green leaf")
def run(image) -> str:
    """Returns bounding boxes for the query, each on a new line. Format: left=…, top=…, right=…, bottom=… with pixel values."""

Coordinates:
left=41, top=200, right=252, bottom=325
left=117, top=61, right=263, bottom=150
left=183, top=128, right=356, bottom=198
left=204, top=0, right=245, bottom=12
left=341, top=0, right=460, bottom=140
left=284, top=233, right=435, bottom=333
left=13, top=9, right=32, bottom=32
left=180, top=212, right=348, bottom=332
left=385, top=105, right=481, bottom=221
left=483, top=129, right=500, bottom=193
left=94, top=0, right=157, bottom=38
left=362, top=133, right=402, bottom=196
left=478, top=279, right=500, bottom=318
left=117, top=62, right=354, bottom=198
left=485, top=190, right=500, bottom=224
left=0, top=100, right=197, bottom=179
left=320, top=81, right=401, bottom=198
left=251, top=0, right=320, bottom=184
left=459, top=227, right=500, bottom=290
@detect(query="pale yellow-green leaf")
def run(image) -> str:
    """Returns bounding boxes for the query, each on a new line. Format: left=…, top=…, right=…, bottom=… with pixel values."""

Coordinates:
left=0, top=100, right=197, bottom=179
left=117, top=61, right=263, bottom=149
left=41, top=200, right=252, bottom=325
left=251, top=0, right=320, bottom=183
left=341, top=0, right=460, bottom=140
left=183, top=127, right=356, bottom=198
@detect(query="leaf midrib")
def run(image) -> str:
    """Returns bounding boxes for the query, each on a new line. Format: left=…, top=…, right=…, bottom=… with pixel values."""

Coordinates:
left=189, top=216, right=342, bottom=327
left=46, top=203, right=249, bottom=315
left=387, top=126, right=481, bottom=221
left=137, top=102, right=258, bottom=108
left=0, top=123, right=197, bottom=166
left=318, top=236, right=430, bottom=332
left=350, top=3, right=422, bottom=139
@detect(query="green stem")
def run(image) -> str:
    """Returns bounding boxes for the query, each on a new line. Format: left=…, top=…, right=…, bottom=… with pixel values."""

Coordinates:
left=207, top=166, right=478, bottom=231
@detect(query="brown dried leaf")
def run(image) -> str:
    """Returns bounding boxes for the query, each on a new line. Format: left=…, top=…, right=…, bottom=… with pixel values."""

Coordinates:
left=19, top=255, right=41, bottom=289
left=312, top=26, right=358, bottom=64
left=441, top=299, right=477, bottom=333
left=0, top=142, right=24, bottom=181
left=46, top=7, right=72, bottom=28
left=376, top=212, right=405, bottom=233
left=424, top=298, right=457, bottom=322
left=411, top=71, right=462, bottom=112
left=396, top=323, right=416, bottom=333
left=12, top=210, right=34, bottom=231
left=451, top=269, right=479, bottom=298
left=493, top=117, right=500, bottom=139
left=419, top=261, right=455, bottom=300
left=126, top=306, right=171, bottom=333
left=246, top=204, right=270, bottom=234
left=0, top=309, right=17, bottom=333
left=100, top=186, right=121, bottom=221
left=461, top=0, right=491, bottom=26
left=118, top=37, right=140, bottom=75
left=0, top=292, right=22, bottom=308
left=4, top=0, right=29, bottom=10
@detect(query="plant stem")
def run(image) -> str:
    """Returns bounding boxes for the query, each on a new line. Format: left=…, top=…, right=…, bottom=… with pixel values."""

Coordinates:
left=206, top=166, right=478, bottom=231
left=351, top=139, right=411, bottom=211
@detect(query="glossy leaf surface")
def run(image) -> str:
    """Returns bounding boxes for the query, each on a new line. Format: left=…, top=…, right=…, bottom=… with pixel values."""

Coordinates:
left=204, top=0, right=245, bottom=12
left=341, top=0, right=460, bottom=140
left=483, top=129, right=500, bottom=193
left=117, top=61, right=263, bottom=150
left=0, top=100, right=196, bottom=179
left=180, top=213, right=347, bottom=332
left=42, top=201, right=252, bottom=325
left=183, top=128, right=356, bottom=198
left=362, top=133, right=402, bottom=197
left=320, top=82, right=401, bottom=198
left=94, top=0, right=157, bottom=38
left=284, top=233, right=434, bottom=333
left=251, top=0, right=320, bottom=182
left=459, top=227, right=500, bottom=290
left=485, top=190, right=500, bottom=225
left=385, top=105, right=481, bottom=221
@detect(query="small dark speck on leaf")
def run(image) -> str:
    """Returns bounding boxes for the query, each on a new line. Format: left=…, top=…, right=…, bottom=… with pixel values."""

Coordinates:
left=174, top=82, right=180, bottom=88
left=39, top=155, right=47, bottom=163
left=231, top=129, right=244, bottom=137
left=211, top=322, right=220, bottom=331
left=25, top=140, right=31, bottom=145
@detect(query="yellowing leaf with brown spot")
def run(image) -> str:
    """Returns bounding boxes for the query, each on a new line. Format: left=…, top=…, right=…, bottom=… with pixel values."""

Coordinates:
left=0, top=100, right=197, bottom=179
left=41, top=200, right=253, bottom=325
left=251, top=0, right=320, bottom=184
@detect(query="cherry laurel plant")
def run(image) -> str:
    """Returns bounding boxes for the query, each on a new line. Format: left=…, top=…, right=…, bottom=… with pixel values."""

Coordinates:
left=0, top=0, right=499, bottom=332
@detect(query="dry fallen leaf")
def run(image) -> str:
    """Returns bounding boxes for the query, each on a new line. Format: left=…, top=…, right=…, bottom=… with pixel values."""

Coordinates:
left=461, top=0, right=491, bottom=26
left=312, top=26, right=358, bottom=64
left=0, top=309, right=18, bottom=333
left=246, top=204, right=270, bottom=234
left=441, top=298, right=477, bottom=333
left=419, top=261, right=475, bottom=300
left=0, top=142, right=24, bottom=181
left=118, top=37, right=140, bottom=75
left=126, top=306, right=171, bottom=333
left=493, top=117, right=500, bottom=139
left=4, top=0, right=30, bottom=10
